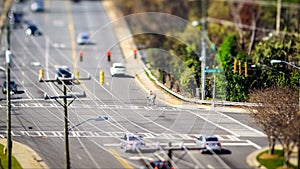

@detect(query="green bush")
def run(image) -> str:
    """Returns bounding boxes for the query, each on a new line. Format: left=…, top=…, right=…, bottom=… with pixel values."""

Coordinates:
left=257, top=149, right=296, bottom=169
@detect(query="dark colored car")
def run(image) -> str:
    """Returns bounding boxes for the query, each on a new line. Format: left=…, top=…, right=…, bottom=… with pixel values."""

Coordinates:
left=56, top=67, right=73, bottom=84
left=147, top=161, right=172, bottom=169
left=2, top=81, right=18, bottom=94
left=9, top=11, right=23, bottom=28
left=25, top=24, right=42, bottom=36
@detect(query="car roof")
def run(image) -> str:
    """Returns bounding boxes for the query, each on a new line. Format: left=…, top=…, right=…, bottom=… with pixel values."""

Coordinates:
left=112, top=63, right=124, bottom=66
left=126, top=133, right=142, bottom=137
left=78, top=32, right=89, bottom=36
left=199, top=135, right=218, bottom=138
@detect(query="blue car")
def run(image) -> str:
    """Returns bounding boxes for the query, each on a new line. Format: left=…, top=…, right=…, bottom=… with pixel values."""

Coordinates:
left=2, top=81, right=18, bottom=94
left=55, top=67, right=73, bottom=85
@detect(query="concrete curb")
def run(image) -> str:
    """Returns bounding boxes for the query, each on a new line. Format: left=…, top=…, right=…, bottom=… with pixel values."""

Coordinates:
left=246, top=148, right=267, bottom=169
left=0, top=139, right=48, bottom=169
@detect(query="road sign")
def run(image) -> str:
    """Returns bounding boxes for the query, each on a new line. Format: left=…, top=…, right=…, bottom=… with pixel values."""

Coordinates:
left=204, top=68, right=221, bottom=73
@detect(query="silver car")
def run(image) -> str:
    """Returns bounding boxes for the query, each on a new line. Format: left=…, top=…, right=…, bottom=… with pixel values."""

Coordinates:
left=120, top=133, right=145, bottom=151
left=76, top=32, right=89, bottom=45
left=195, top=135, right=222, bottom=152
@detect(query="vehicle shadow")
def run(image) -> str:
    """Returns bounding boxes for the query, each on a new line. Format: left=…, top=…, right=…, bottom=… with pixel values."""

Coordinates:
left=112, top=74, right=135, bottom=78
left=201, top=148, right=232, bottom=155
left=125, top=148, right=160, bottom=154
left=15, top=90, right=25, bottom=94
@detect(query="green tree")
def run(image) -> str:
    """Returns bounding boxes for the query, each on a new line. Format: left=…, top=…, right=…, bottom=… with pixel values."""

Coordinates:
left=217, top=35, right=249, bottom=101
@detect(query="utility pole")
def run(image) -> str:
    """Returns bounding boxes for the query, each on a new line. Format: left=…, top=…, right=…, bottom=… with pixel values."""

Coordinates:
left=6, top=11, right=12, bottom=169
left=41, top=74, right=90, bottom=169
left=63, top=84, right=70, bottom=169
left=6, top=51, right=11, bottom=169
left=276, top=0, right=281, bottom=35
left=201, top=0, right=207, bottom=101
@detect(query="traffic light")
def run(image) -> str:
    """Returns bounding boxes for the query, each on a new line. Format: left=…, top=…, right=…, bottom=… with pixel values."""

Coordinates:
left=238, top=60, right=242, bottom=75
left=99, top=71, right=104, bottom=84
left=133, top=49, right=137, bottom=59
left=244, top=62, right=248, bottom=77
left=79, top=51, right=83, bottom=62
left=39, top=67, right=44, bottom=82
left=74, top=69, right=80, bottom=84
left=233, top=58, right=237, bottom=73
left=107, top=51, right=111, bottom=62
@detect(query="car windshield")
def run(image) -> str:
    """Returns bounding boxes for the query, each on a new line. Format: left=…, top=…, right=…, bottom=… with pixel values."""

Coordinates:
left=206, top=137, right=218, bottom=142
left=3, top=81, right=16, bottom=87
left=58, top=68, right=71, bottom=77
left=28, top=25, right=37, bottom=31
left=82, top=35, right=89, bottom=39
left=128, top=134, right=142, bottom=141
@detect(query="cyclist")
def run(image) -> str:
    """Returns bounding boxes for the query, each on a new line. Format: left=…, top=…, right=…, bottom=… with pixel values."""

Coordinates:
left=148, top=90, right=156, bottom=105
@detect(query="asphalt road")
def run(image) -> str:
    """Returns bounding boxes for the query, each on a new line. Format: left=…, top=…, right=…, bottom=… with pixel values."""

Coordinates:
left=0, top=0, right=268, bottom=168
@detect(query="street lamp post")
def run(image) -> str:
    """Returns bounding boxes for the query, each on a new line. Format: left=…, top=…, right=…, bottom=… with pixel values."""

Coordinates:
left=271, top=59, right=300, bottom=169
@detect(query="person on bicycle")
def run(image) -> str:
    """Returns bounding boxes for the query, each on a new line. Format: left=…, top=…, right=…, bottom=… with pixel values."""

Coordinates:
left=149, top=90, right=156, bottom=105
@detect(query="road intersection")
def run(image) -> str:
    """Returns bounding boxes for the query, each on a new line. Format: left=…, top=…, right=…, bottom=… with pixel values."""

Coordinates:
left=0, top=0, right=269, bottom=168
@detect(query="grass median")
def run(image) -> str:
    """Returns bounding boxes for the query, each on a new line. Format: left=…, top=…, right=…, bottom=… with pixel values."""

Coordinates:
left=257, top=149, right=296, bottom=169
left=0, top=144, right=22, bottom=169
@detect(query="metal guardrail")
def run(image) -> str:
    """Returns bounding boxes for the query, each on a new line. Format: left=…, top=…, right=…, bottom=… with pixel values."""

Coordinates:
left=142, top=64, right=256, bottom=107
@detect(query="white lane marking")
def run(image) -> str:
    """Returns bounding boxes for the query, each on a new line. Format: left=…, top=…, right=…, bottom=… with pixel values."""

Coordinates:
left=212, top=152, right=231, bottom=169
left=226, top=135, right=240, bottom=141
left=216, top=111, right=266, bottom=137
left=103, top=143, right=121, bottom=147
left=77, top=154, right=82, bottom=160
left=187, top=110, right=240, bottom=137
left=246, top=140, right=262, bottom=149
left=207, top=164, right=214, bottom=169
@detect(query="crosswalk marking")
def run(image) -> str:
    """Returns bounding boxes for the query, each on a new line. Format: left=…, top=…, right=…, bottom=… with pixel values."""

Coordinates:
left=0, top=103, right=182, bottom=111
left=103, top=142, right=254, bottom=147
left=0, top=130, right=260, bottom=141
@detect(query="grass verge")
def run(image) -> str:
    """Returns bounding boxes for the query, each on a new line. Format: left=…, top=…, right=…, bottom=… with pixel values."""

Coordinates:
left=0, top=144, right=22, bottom=169
left=257, top=149, right=296, bottom=169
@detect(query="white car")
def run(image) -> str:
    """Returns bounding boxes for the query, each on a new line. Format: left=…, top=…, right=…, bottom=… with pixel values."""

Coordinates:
left=76, top=32, right=89, bottom=45
left=110, top=63, right=125, bottom=77
left=195, top=135, right=222, bottom=152
left=120, top=133, right=145, bottom=151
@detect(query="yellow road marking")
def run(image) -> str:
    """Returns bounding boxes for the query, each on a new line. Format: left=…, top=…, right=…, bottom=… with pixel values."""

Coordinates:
left=108, top=148, right=134, bottom=169
left=81, top=83, right=93, bottom=96
left=65, top=1, right=77, bottom=70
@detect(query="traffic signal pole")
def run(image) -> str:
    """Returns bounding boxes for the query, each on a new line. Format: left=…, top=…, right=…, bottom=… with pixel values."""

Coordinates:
left=63, top=84, right=70, bottom=169
left=41, top=75, right=90, bottom=169
left=6, top=10, right=12, bottom=169
left=6, top=51, right=11, bottom=169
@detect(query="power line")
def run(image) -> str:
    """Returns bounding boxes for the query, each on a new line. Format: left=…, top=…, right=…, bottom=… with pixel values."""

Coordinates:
left=214, top=0, right=300, bottom=9
left=206, top=17, right=300, bottom=37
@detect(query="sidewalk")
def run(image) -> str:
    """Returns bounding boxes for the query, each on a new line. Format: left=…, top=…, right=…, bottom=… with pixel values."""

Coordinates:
left=102, top=1, right=298, bottom=169
left=0, top=139, right=48, bottom=169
